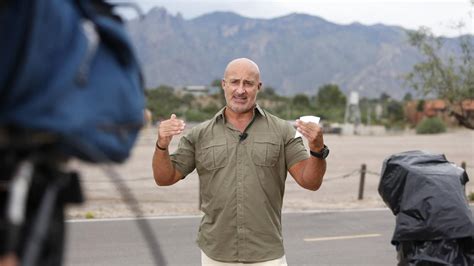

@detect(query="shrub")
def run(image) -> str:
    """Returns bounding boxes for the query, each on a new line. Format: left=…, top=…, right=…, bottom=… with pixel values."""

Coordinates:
left=416, top=117, right=446, bottom=134
left=469, top=192, right=474, bottom=202
left=85, top=211, right=95, bottom=219
left=184, top=109, right=212, bottom=122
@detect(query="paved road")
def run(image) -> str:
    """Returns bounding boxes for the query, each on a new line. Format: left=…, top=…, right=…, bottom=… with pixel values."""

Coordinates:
left=64, top=209, right=401, bottom=265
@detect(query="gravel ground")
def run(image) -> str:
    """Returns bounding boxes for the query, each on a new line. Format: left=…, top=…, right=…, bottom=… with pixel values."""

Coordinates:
left=66, top=126, right=474, bottom=219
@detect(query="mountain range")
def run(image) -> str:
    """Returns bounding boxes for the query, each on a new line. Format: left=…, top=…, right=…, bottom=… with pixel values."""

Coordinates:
left=126, top=7, right=460, bottom=99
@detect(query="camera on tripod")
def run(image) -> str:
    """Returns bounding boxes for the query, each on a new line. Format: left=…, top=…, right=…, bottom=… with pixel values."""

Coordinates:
left=0, top=128, right=83, bottom=265
left=0, top=0, right=145, bottom=265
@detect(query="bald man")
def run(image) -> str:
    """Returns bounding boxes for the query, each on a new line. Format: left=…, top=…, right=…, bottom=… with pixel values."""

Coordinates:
left=152, top=58, right=327, bottom=265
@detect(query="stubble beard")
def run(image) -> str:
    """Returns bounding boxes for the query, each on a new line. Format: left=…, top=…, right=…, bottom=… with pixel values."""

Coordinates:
left=227, top=100, right=256, bottom=114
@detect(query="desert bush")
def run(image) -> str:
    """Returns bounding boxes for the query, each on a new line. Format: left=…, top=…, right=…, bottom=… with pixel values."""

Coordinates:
left=85, top=211, right=95, bottom=219
left=416, top=117, right=446, bottom=134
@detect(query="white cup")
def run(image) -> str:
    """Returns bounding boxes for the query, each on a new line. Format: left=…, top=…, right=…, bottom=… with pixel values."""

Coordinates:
left=295, top=115, right=320, bottom=138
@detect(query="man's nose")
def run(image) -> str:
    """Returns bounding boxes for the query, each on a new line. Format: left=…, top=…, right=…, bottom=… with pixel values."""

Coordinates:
left=235, top=83, right=246, bottom=94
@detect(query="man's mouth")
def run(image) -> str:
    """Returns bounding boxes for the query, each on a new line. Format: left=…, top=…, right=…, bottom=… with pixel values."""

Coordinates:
left=233, top=96, right=247, bottom=103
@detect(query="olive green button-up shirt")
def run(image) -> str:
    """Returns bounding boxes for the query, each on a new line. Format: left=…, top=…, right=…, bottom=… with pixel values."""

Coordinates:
left=170, top=105, right=309, bottom=263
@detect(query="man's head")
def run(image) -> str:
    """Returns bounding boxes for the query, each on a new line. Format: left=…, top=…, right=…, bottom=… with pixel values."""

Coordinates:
left=222, top=58, right=262, bottom=114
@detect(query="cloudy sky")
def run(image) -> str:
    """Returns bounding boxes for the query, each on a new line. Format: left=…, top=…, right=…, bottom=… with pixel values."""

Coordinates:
left=125, top=0, right=473, bottom=37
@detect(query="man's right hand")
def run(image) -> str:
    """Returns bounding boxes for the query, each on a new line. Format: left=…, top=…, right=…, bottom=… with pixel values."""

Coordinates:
left=157, top=114, right=186, bottom=149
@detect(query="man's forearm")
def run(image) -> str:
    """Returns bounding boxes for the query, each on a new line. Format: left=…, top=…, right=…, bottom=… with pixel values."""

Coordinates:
left=301, top=157, right=326, bottom=191
left=152, top=148, right=179, bottom=186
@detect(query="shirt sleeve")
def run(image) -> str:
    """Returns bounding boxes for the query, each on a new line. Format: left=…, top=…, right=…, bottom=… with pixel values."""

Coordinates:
left=284, top=121, right=309, bottom=169
left=170, top=131, right=196, bottom=178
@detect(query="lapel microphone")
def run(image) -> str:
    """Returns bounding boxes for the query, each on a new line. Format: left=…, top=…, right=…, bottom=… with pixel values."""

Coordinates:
left=239, top=132, right=248, bottom=142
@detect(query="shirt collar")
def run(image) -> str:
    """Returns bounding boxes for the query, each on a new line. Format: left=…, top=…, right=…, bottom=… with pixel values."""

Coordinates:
left=255, top=104, right=266, bottom=118
left=214, top=104, right=266, bottom=122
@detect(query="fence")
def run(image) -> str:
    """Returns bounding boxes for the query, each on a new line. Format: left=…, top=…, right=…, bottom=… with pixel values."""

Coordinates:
left=82, top=161, right=472, bottom=202
left=309, top=161, right=472, bottom=200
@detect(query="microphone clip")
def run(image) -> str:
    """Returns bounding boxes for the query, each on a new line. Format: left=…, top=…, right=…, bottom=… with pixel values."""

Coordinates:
left=239, top=132, right=248, bottom=142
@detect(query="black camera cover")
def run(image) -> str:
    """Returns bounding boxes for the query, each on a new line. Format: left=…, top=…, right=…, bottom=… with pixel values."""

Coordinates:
left=379, top=150, right=474, bottom=265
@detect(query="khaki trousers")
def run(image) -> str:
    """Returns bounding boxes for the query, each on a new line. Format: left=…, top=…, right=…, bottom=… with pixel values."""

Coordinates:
left=201, top=251, right=288, bottom=266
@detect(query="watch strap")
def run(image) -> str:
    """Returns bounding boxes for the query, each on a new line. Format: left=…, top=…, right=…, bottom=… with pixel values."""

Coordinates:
left=310, top=145, right=329, bottom=159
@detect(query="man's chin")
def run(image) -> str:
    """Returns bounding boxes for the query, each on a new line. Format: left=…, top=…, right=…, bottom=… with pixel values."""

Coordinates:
left=228, top=104, right=251, bottom=114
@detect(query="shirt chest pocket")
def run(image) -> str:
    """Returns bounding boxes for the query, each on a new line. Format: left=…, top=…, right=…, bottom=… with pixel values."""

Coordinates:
left=252, top=135, right=281, bottom=167
left=197, top=138, right=228, bottom=171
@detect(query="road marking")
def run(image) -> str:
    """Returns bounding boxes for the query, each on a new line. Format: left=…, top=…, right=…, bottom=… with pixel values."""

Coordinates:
left=67, top=209, right=393, bottom=223
left=304, top=233, right=381, bottom=242
left=67, top=214, right=202, bottom=223
left=284, top=207, right=390, bottom=214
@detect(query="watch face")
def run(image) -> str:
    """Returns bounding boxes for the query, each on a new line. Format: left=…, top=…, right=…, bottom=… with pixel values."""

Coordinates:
left=310, top=145, right=329, bottom=159
left=321, top=147, right=329, bottom=159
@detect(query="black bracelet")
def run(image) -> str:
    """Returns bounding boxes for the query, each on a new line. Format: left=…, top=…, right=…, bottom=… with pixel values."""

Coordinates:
left=155, top=142, right=167, bottom=151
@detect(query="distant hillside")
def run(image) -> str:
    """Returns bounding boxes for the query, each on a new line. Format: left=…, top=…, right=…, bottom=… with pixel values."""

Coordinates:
left=126, top=7, right=461, bottom=99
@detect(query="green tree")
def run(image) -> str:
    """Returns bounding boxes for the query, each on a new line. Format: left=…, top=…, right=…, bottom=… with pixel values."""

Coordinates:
left=359, top=98, right=380, bottom=125
left=316, top=84, right=346, bottom=108
left=292, top=94, right=311, bottom=107
left=181, top=93, right=195, bottom=106
left=259, top=86, right=278, bottom=100
left=289, top=93, right=313, bottom=118
left=202, top=102, right=220, bottom=114
left=417, top=99, right=425, bottom=112
left=379, top=92, right=391, bottom=103
left=210, top=79, right=226, bottom=106
left=386, top=100, right=405, bottom=124
left=403, top=92, right=413, bottom=102
left=211, top=79, right=222, bottom=88
left=315, top=84, right=346, bottom=122
left=405, top=7, right=474, bottom=129
left=146, top=85, right=182, bottom=121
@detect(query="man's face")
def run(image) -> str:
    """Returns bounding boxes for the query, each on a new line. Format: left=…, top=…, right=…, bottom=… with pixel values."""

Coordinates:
left=222, top=61, right=261, bottom=114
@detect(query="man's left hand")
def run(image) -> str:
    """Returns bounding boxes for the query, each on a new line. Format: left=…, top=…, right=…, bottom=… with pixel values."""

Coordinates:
left=295, top=120, right=324, bottom=151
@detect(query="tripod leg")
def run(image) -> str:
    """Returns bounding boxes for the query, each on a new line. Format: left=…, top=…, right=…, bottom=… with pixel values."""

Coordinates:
left=22, top=177, right=64, bottom=266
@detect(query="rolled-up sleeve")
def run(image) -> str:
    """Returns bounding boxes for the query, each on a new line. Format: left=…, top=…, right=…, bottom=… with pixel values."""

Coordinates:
left=170, top=132, right=196, bottom=178
left=284, top=123, right=309, bottom=169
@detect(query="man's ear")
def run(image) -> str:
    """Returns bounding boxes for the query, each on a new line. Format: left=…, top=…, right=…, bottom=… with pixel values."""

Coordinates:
left=221, top=79, right=225, bottom=90
left=258, top=82, right=262, bottom=90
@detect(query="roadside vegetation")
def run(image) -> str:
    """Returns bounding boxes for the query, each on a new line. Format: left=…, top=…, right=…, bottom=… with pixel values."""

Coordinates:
left=416, top=117, right=447, bottom=134
left=405, top=1, right=474, bottom=129
left=145, top=82, right=415, bottom=130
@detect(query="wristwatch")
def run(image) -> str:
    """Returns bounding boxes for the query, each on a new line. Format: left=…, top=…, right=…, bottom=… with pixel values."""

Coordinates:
left=310, top=145, right=329, bottom=159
